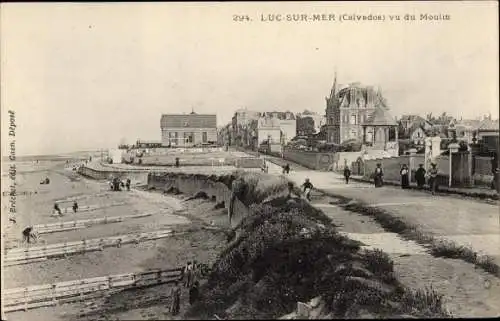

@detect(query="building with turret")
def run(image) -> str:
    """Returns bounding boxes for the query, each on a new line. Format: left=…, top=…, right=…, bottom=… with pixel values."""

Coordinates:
left=324, top=73, right=397, bottom=149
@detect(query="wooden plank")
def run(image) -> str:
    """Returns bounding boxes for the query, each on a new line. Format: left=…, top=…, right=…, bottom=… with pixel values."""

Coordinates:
left=4, top=231, right=173, bottom=265
left=3, top=265, right=184, bottom=313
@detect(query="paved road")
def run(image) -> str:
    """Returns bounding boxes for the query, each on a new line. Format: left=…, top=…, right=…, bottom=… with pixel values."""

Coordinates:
left=262, top=156, right=500, bottom=258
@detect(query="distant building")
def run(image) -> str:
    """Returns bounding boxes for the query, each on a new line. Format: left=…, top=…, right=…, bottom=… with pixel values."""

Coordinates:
left=447, top=119, right=482, bottom=144
left=256, top=117, right=281, bottom=146
left=135, top=140, right=162, bottom=149
left=399, top=115, right=433, bottom=137
left=325, top=74, right=397, bottom=147
left=231, top=108, right=261, bottom=146
left=477, top=118, right=499, bottom=154
left=160, top=112, right=217, bottom=147
left=409, top=126, right=427, bottom=146
left=261, top=111, right=296, bottom=145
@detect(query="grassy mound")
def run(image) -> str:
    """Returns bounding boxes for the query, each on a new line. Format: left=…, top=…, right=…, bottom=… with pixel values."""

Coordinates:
left=149, top=171, right=450, bottom=318
left=186, top=197, right=450, bottom=319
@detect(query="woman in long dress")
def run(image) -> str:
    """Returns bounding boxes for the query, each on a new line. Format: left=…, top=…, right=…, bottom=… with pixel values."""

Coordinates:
left=400, top=164, right=410, bottom=189
left=374, top=163, right=384, bottom=187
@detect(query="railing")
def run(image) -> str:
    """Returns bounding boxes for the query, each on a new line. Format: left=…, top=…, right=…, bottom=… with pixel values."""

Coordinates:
left=34, top=213, right=153, bottom=234
left=2, top=267, right=183, bottom=313
left=4, top=230, right=175, bottom=266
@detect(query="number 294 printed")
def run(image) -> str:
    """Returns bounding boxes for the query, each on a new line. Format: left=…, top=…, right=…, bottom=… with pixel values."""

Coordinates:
left=233, top=15, right=251, bottom=22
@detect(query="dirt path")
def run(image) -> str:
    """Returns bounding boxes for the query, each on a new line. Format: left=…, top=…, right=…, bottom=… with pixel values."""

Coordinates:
left=310, top=194, right=500, bottom=317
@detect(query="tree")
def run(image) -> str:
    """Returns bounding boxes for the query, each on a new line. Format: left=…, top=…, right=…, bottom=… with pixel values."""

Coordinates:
left=296, top=116, right=316, bottom=136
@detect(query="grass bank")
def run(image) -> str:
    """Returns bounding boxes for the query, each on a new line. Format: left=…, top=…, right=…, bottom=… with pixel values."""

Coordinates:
left=156, top=171, right=452, bottom=319
left=321, top=191, right=500, bottom=278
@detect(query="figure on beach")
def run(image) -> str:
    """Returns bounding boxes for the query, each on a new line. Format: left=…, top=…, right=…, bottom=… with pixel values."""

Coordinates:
left=189, top=281, right=200, bottom=305
left=53, top=203, right=62, bottom=215
left=22, top=226, right=34, bottom=244
left=170, top=281, right=181, bottom=315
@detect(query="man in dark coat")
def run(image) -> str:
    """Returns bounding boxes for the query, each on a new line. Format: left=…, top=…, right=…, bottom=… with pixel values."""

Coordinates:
left=72, top=201, right=78, bottom=213
left=343, top=166, right=351, bottom=184
left=415, top=164, right=426, bottom=189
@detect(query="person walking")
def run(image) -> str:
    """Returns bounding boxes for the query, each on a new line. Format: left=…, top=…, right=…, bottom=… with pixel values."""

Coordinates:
left=428, top=163, right=439, bottom=195
left=125, top=178, right=131, bottom=191
left=415, top=164, right=426, bottom=189
left=54, top=203, right=62, bottom=215
left=184, top=261, right=193, bottom=288
left=189, top=281, right=200, bottom=305
left=72, top=201, right=79, bottom=213
left=284, top=164, right=290, bottom=174
left=302, top=178, right=314, bottom=201
left=373, top=163, right=384, bottom=187
left=400, top=164, right=410, bottom=189
left=22, top=226, right=33, bottom=244
left=170, top=281, right=181, bottom=315
left=343, top=166, right=351, bottom=184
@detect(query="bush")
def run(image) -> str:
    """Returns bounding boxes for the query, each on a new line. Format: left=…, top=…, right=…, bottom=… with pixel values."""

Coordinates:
left=186, top=199, right=450, bottom=319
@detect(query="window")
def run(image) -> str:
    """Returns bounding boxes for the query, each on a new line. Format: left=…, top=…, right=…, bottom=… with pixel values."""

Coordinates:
left=351, top=115, right=357, bottom=125
left=202, top=132, right=208, bottom=143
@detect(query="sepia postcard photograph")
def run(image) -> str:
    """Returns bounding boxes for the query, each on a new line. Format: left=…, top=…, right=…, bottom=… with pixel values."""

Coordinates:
left=1, top=1, right=499, bottom=320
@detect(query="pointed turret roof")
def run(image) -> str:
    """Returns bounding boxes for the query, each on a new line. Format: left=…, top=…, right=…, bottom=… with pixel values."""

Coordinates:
left=329, top=70, right=337, bottom=98
left=365, top=107, right=397, bottom=126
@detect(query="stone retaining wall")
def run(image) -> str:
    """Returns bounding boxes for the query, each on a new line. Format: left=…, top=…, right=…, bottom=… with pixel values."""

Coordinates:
left=148, top=173, right=251, bottom=228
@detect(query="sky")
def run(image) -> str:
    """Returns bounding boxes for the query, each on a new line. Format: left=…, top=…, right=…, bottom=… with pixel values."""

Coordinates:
left=1, top=1, right=498, bottom=156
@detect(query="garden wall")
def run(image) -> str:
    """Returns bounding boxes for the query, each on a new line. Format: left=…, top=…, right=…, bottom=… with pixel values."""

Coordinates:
left=282, top=149, right=338, bottom=170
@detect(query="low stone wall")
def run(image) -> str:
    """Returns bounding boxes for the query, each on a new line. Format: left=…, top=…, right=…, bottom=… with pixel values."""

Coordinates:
left=282, top=150, right=338, bottom=171
left=135, top=155, right=262, bottom=168
left=235, top=157, right=264, bottom=169
left=77, top=165, right=149, bottom=184
left=147, top=172, right=252, bottom=228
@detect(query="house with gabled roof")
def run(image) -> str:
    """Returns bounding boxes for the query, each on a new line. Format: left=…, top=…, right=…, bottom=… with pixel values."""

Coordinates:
left=160, top=111, right=217, bottom=147
left=324, top=73, right=398, bottom=150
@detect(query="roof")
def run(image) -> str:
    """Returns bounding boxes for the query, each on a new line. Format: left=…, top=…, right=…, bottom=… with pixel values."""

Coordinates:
left=365, top=107, right=397, bottom=126
left=258, top=117, right=281, bottom=129
left=160, top=113, right=217, bottom=129
left=261, top=111, right=296, bottom=120
left=478, top=119, right=499, bottom=131
left=453, top=119, right=481, bottom=128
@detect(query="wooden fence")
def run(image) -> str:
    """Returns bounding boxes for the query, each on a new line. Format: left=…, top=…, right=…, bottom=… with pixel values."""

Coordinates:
left=52, top=201, right=127, bottom=215
left=35, top=213, right=153, bottom=234
left=2, top=267, right=183, bottom=313
left=4, top=230, right=174, bottom=266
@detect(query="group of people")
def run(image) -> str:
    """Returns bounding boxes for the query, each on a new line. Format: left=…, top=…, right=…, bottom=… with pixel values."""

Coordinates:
left=367, top=162, right=440, bottom=194
left=169, top=261, right=202, bottom=316
left=52, top=201, right=79, bottom=215
left=109, top=177, right=131, bottom=191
